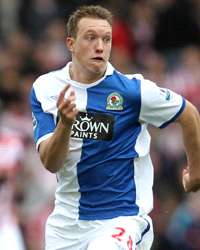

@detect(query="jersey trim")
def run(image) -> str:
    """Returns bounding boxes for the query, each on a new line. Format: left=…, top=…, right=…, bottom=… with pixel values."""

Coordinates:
left=159, top=97, right=186, bottom=128
left=136, top=218, right=151, bottom=245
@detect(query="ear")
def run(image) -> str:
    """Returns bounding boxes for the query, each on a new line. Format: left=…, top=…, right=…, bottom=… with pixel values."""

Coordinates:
left=66, top=37, right=74, bottom=53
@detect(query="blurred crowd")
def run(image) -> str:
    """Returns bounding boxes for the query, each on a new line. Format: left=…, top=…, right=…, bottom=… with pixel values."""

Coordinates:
left=0, top=0, right=200, bottom=249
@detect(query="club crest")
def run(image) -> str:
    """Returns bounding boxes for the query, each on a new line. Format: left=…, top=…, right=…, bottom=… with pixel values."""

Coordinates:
left=106, top=92, right=123, bottom=110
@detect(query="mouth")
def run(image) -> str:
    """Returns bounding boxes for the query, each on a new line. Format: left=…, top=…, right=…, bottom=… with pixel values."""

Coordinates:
left=91, top=57, right=104, bottom=62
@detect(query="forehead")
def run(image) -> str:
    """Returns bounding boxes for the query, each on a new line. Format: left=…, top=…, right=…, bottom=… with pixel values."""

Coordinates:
left=77, top=17, right=112, bottom=35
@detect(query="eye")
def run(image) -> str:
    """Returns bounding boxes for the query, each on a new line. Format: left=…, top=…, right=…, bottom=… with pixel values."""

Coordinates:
left=103, top=36, right=111, bottom=43
left=86, top=35, right=96, bottom=41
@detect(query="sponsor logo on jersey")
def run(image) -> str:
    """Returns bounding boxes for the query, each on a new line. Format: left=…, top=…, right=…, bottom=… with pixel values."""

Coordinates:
left=106, top=92, right=123, bottom=110
left=71, top=112, right=114, bottom=140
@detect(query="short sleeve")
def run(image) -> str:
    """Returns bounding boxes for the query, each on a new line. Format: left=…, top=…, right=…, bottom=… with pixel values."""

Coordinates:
left=139, top=79, right=186, bottom=128
left=30, top=86, right=56, bottom=149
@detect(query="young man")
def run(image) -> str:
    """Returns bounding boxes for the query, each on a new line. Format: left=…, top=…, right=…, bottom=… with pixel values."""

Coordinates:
left=30, top=5, right=200, bottom=250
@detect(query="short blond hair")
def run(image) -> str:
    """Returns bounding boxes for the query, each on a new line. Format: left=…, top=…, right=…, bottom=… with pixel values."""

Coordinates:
left=66, top=5, right=113, bottom=38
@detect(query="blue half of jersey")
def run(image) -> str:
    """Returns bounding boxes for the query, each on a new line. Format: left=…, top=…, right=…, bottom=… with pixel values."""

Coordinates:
left=77, top=71, right=141, bottom=219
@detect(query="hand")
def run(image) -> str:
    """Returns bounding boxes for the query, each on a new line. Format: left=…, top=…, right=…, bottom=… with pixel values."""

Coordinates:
left=57, top=85, right=78, bottom=127
left=182, top=167, right=200, bottom=192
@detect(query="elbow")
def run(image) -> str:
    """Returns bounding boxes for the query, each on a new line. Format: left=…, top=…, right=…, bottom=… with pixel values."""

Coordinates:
left=41, top=157, right=60, bottom=173
left=45, top=165, right=58, bottom=174
left=38, top=140, right=66, bottom=173
left=39, top=141, right=61, bottom=173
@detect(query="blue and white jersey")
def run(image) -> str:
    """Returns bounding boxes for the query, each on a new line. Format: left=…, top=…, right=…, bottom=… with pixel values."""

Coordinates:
left=30, top=62, right=185, bottom=222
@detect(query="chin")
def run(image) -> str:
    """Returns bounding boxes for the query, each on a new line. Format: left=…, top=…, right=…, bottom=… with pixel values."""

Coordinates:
left=91, top=63, right=106, bottom=75
left=94, top=68, right=105, bottom=78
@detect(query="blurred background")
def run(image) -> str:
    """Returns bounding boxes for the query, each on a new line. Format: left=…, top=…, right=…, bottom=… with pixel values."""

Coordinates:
left=0, top=0, right=200, bottom=249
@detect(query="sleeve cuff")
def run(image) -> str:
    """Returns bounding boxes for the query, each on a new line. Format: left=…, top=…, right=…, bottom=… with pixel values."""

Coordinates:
left=159, top=98, right=186, bottom=129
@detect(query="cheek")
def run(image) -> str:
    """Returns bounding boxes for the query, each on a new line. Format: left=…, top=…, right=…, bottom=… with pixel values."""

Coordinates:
left=105, top=45, right=112, bottom=57
left=75, top=43, right=88, bottom=57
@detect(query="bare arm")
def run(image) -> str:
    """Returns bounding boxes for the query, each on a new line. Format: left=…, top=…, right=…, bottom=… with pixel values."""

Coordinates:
left=176, top=100, right=200, bottom=192
left=39, top=85, right=78, bottom=173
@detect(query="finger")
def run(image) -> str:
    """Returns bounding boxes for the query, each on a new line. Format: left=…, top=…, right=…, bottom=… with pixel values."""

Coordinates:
left=67, top=94, right=76, bottom=103
left=64, top=89, right=76, bottom=101
left=60, top=107, right=78, bottom=124
left=182, top=171, right=200, bottom=192
left=57, top=84, right=70, bottom=106
left=184, top=183, right=200, bottom=192
left=62, top=103, right=77, bottom=115
left=58, top=100, right=78, bottom=120
left=67, top=108, right=79, bottom=118
left=191, top=184, right=200, bottom=192
left=69, top=90, right=76, bottom=97
left=58, top=97, right=76, bottom=112
left=182, top=169, right=190, bottom=192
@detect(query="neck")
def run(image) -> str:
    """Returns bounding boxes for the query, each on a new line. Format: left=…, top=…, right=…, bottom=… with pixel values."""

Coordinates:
left=69, top=63, right=106, bottom=84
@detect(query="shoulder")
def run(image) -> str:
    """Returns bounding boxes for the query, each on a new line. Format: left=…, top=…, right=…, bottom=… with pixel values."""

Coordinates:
left=124, top=73, right=159, bottom=93
left=31, top=67, right=66, bottom=101
left=107, top=71, right=145, bottom=102
left=124, top=73, right=156, bottom=88
left=111, top=70, right=144, bottom=85
left=124, top=73, right=144, bottom=81
left=115, top=72, right=161, bottom=102
left=115, top=71, right=147, bottom=88
left=33, top=68, right=64, bottom=90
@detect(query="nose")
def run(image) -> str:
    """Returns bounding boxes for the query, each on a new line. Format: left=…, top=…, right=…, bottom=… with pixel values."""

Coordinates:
left=96, top=38, right=104, bottom=53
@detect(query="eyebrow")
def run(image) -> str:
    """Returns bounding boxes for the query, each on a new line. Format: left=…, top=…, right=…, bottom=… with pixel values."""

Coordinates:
left=85, top=29, right=112, bottom=35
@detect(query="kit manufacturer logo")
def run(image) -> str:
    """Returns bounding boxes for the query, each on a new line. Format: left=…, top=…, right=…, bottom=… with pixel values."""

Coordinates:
left=106, top=92, right=123, bottom=110
left=32, top=112, right=37, bottom=130
left=160, top=88, right=171, bottom=101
